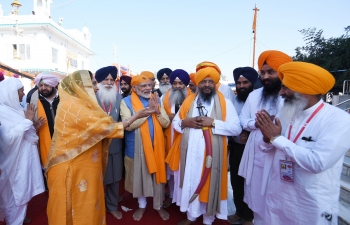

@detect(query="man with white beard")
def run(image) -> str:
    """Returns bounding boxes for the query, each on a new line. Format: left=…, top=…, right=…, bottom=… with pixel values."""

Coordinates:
left=238, top=50, right=292, bottom=225
left=95, top=66, right=124, bottom=219
left=153, top=68, right=173, bottom=97
left=161, top=69, right=192, bottom=208
left=256, top=62, right=350, bottom=225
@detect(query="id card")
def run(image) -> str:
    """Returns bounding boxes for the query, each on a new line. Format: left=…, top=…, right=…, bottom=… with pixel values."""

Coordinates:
left=280, top=160, right=294, bottom=182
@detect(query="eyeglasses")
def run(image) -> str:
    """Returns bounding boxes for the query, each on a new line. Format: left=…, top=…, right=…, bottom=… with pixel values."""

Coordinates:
left=259, top=69, right=276, bottom=76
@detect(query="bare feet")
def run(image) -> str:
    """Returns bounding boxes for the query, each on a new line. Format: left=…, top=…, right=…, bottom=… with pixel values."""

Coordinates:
left=177, top=219, right=194, bottom=225
left=156, top=208, right=169, bottom=220
left=162, top=197, right=173, bottom=208
left=133, top=208, right=146, bottom=221
left=228, top=214, right=241, bottom=223
left=109, top=211, right=122, bottom=219
left=243, top=221, right=253, bottom=225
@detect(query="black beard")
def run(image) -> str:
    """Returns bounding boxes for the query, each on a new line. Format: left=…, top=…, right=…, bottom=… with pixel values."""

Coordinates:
left=121, top=87, right=131, bottom=94
left=260, top=77, right=281, bottom=107
left=236, top=85, right=254, bottom=102
left=39, top=87, right=55, bottom=97
left=199, top=87, right=216, bottom=104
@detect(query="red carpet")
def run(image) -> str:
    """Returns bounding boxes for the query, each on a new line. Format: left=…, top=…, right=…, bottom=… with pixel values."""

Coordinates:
left=0, top=191, right=230, bottom=225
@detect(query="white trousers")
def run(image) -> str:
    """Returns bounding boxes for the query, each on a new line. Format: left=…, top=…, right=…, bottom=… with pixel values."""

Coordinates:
left=188, top=211, right=215, bottom=225
left=254, top=212, right=263, bottom=225
left=4, top=192, right=27, bottom=225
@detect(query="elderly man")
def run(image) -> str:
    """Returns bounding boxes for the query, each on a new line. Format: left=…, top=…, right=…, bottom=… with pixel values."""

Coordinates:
left=94, top=66, right=124, bottom=219
left=238, top=50, right=292, bottom=224
left=256, top=62, right=350, bottom=224
left=189, top=73, right=197, bottom=93
left=29, top=73, right=59, bottom=169
left=153, top=68, right=172, bottom=97
left=120, top=75, right=132, bottom=98
left=0, top=78, right=45, bottom=225
left=228, top=67, right=258, bottom=225
left=161, top=69, right=192, bottom=208
left=120, top=73, right=170, bottom=221
left=167, top=62, right=242, bottom=225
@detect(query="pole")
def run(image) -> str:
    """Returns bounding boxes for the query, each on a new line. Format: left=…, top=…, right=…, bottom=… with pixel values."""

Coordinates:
left=252, top=4, right=259, bottom=69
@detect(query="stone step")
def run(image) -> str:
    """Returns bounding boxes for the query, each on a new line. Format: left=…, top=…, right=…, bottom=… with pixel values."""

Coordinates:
left=338, top=200, right=350, bottom=225
left=342, top=156, right=350, bottom=178
left=340, top=174, right=350, bottom=204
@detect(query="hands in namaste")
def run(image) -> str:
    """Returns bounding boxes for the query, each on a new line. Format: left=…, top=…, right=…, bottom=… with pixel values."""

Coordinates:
left=255, top=110, right=282, bottom=142
left=148, top=92, right=160, bottom=115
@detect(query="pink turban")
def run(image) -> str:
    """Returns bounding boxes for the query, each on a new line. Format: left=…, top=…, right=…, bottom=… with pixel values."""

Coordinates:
left=34, top=73, right=59, bottom=87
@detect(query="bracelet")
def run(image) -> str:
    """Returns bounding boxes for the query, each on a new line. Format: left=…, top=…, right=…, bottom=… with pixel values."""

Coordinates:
left=125, top=119, right=130, bottom=128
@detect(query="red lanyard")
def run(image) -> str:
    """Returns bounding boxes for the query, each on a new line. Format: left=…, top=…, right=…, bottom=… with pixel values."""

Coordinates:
left=101, top=102, right=112, bottom=115
left=288, top=103, right=324, bottom=143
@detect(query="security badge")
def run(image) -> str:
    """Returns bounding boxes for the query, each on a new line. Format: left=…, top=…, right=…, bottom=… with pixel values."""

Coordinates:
left=280, top=160, right=294, bottom=182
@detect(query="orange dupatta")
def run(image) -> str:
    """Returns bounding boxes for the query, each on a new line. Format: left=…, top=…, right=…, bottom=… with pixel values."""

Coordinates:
left=165, top=92, right=227, bottom=202
left=131, top=92, right=166, bottom=184
left=37, top=100, right=52, bottom=166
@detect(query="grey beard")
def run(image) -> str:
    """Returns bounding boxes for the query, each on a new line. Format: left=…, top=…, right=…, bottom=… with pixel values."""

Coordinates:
left=159, top=83, right=172, bottom=94
left=169, top=88, right=188, bottom=107
left=97, top=83, right=117, bottom=106
left=279, top=93, right=309, bottom=134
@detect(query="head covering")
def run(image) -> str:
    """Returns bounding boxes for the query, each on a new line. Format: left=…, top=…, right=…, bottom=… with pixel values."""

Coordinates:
left=140, top=71, right=155, bottom=79
left=95, top=66, right=118, bottom=83
left=169, top=69, right=190, bottom=86
left=131, top=75, right=149, bottom=86
left=120, top=75, right=132, bottom=85
left=233, top=67, right=259, bottom=85
left=258, top=50, right=293, bottom=71
left=157, top=68, right=172, bottom=81
left=189, top=73, right=196, bottom=84
left=0, top=77, right=24, bottom=114
left=195, top=61, right=221, bottom=84
left=34, top=73, right=59, bottom=87
left=278, top=62, right=335, bottom=95
left=0, top=71, right=4, bottom=82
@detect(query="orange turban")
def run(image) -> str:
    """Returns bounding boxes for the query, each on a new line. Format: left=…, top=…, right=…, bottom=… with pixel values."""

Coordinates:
left=189, top=73, right=196, bottom=84
left=278, top=62, right=335, bottom=95
left=131, top=75, right=149, bottom=86
left=140, top=71, right=155, bottom=79
left=258, top=50, right=292, bottom=71
left=195, top=61, right=221, bottom=84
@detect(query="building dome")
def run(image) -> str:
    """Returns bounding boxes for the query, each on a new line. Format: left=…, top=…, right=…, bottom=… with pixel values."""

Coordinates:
left=82, top=25, right=89, bottom=33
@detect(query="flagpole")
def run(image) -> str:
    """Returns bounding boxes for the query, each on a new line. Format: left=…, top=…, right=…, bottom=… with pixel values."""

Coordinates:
left=252, top=3, right=259, bottom=69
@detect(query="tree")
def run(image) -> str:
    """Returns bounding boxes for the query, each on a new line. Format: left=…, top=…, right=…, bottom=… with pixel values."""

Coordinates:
left=293, top=26, right=350, bottom=92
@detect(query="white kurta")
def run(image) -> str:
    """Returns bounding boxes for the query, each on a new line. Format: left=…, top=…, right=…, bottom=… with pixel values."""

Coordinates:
left=259, top=100, right=350, bottom=225
left=238, top=87, right=283, bottom=218
left=218, top=83, right=235, bottom=105
left=0, top=78, right=45, bottom=222
left=172, top=95, right=242, bottom=219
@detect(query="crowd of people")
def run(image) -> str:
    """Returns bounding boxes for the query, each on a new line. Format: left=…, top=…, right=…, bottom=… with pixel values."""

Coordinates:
left=0, top=49, right=350, bottom=225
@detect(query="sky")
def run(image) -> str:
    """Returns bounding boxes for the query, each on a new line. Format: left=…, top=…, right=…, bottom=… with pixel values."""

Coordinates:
left=2, top=0, right=350, bottom=81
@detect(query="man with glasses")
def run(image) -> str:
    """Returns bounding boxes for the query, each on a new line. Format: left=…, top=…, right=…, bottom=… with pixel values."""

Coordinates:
left=238, top=50, right=292, bottom=225
left=153, top=68, right=173, bottom=97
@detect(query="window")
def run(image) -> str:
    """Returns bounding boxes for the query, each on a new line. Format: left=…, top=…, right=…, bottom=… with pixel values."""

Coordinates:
left=52, top=48, right=58, bottom=63
left=10, top=44, right=30, bottom=60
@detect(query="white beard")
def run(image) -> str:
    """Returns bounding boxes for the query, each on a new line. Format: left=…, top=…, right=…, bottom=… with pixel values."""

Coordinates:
left=169, top=87, right=188, bottom=107
left=159, top=83, right=172, bottom=94
left=135, top=87, right=151, bottom=99
left=97, top=83, right=117, bottom=106
left=279, top=93, right=308, bottom=133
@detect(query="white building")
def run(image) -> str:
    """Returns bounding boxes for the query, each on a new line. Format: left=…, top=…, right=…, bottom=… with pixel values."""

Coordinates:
left=0, top=0, right=94, bottom=79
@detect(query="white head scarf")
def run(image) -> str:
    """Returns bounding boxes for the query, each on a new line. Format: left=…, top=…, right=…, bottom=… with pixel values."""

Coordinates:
left=0, top=77, right=24, bottom=116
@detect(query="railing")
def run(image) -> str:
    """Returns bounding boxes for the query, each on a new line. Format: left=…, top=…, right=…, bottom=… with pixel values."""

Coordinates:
left=343, top=80, right=350, bottom=95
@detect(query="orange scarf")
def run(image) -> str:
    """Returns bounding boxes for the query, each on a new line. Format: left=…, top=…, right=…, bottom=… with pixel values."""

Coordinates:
left=131, top=92, right=166, bottom=184
left=163, top=87, right=192, bottom=156
left=37, top=100, right=52, bottom=166
left=165, top=92, right=227, bottom=202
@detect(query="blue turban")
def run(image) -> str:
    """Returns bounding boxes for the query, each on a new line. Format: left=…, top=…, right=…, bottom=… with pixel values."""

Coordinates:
left=157, top=68, right=172, bottom=81
left=95, top=66, right=118, bottom=83
left=170, top=69, right=190, bottom=86
left=233, top=67, right=258, bottom=85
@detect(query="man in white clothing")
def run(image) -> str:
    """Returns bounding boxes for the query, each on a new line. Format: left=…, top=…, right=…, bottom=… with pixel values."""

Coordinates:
left=238, top=50, right=292, bottom=224
left=0, top=78, right=45, bottom=225
left=256, top=62, right=350, bottom=225
left=167, top=61, right=242, bottom=225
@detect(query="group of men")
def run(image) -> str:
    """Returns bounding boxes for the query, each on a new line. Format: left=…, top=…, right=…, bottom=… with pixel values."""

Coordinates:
left=1, top=49, right=350, bottom=225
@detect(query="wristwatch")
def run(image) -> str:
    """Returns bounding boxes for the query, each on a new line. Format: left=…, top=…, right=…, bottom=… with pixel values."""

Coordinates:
left=212, top=120, right=215, bottom=127
left=270, top=135, right=281, bottom=144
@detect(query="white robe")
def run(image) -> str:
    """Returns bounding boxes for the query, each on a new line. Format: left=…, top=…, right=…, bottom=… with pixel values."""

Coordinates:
left=172, top=95, right=242, bottom=219
left=238, top=87, right=283, bottom=218
left=0, top=78, right=45, bottom=222
left=259, top=100, right=350, bottom=225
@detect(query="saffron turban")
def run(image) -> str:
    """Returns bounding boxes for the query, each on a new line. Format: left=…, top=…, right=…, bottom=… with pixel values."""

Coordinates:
left=34, top=73, right=59, bottom=87
left=195, top=61, right=221, bottom=84
left=258, top=50, right=293, bottom=71
left=157, top=68, right=172, bottom=81
left=233, top=67, right=259, bottom=85
left=170, top=69, right=190, bottom=86
left=140, top=71, right=155, bottom=79
left=131, top=75, right=149, bottom=86
left=95, top=66, right=118, bottom=83
left=120, top=75, right=132, bottom=85
left=278, top=62, right=335, bottom=95
left=189, top=73, right=196, bottom=84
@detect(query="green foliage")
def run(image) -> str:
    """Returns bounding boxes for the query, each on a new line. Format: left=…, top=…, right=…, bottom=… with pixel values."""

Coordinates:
left=293, top=26, right=350, bottom=92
